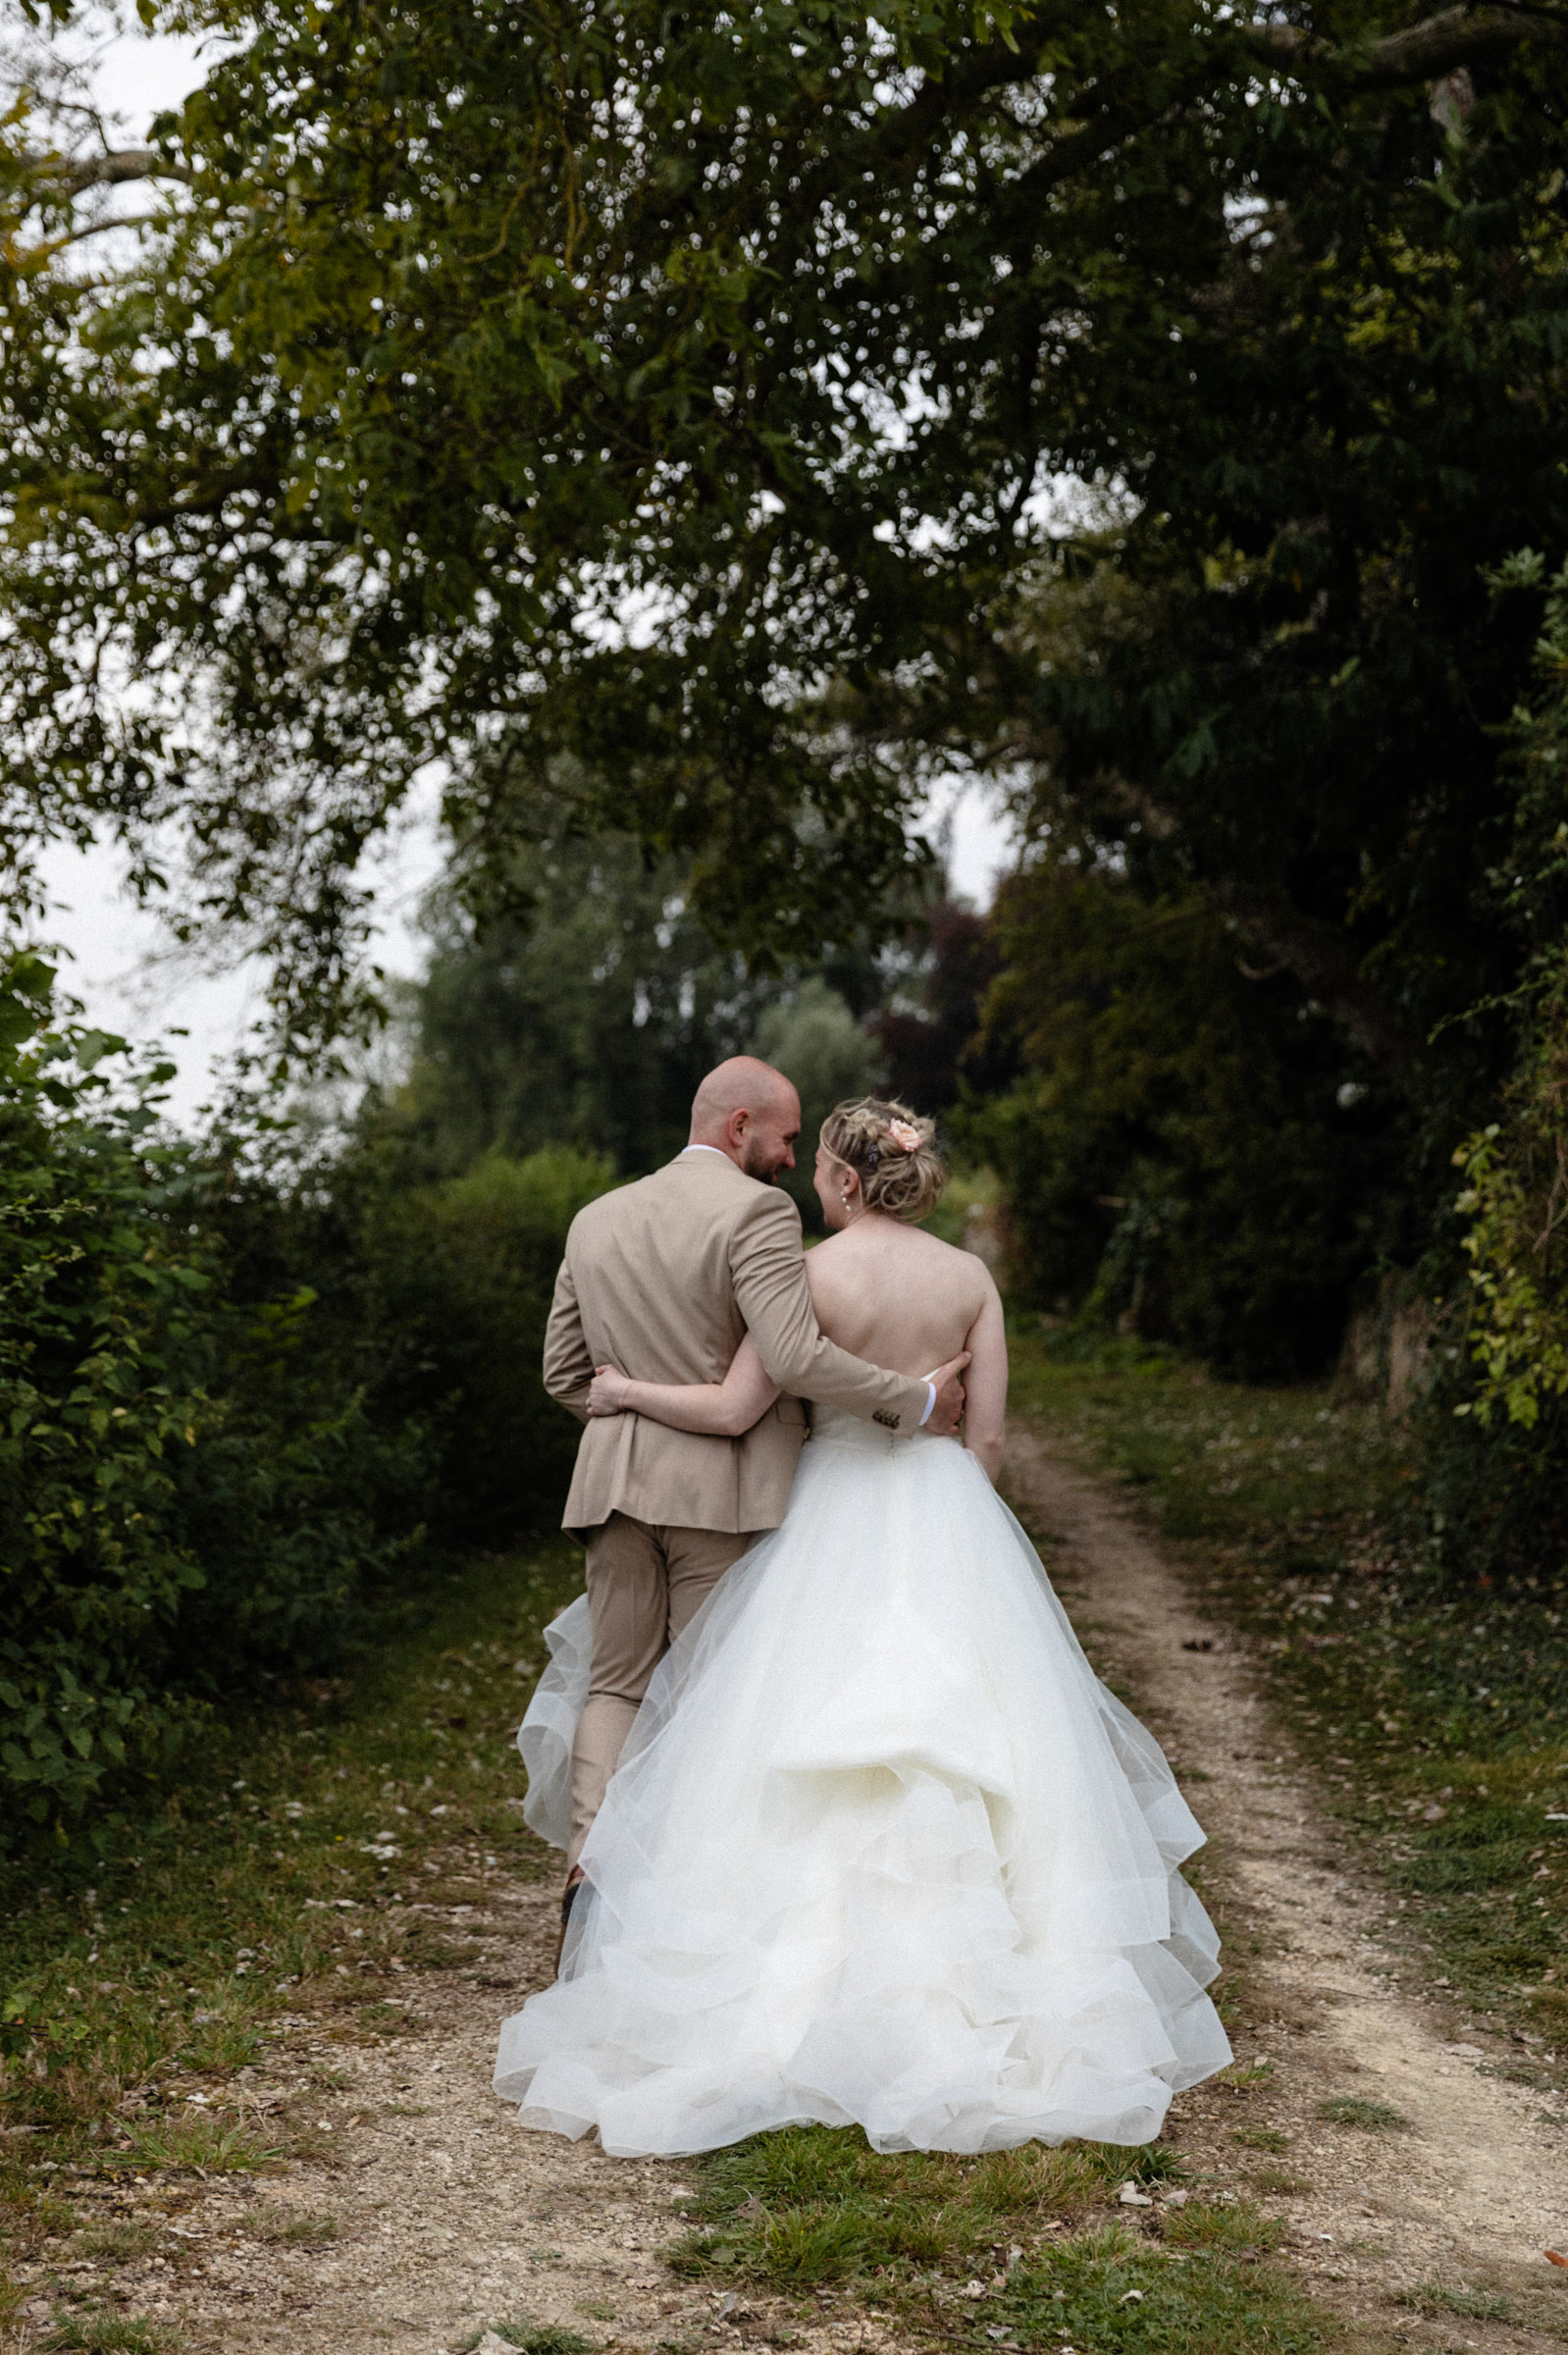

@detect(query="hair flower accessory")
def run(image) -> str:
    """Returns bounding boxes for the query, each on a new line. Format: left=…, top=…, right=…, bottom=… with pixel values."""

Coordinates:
left=888, top=1119, right=923, bottom=1154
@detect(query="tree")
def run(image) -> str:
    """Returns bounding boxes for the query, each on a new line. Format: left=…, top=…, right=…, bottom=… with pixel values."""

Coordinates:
left=1407, top=555, right=1568, bottom=1587
left=389, top=830, right=786, bottom=1178
left=966, top=861, right=1415, bottom=1374
left=869, top=902, right=1009, bottom=1116
left=382, top=810, right=919, bottom=1180
left=3, top=0, right=1564, bottom=1060
left=755, top=977, right=883, bottom=1225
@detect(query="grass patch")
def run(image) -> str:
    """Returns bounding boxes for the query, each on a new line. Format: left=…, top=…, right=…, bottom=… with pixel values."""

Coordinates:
left=1001, top=2223, right=1322, bottom=2353
left=673, top=2125, right=1333, bottom=2353
left=1314, top=2099, right=1404, bottom=2132
left=1160, top=2196, right=1284, bottom=2254
left=0, top=1541, right=581, bottom=2241
left=119, top=2112, right=286, bottom=2174
left=1215, top=2060, right=1276, bottom=2092
left=669, top=2124, right=1179, bottom=2285
left=356, top=2001, right=421, bottom=2034
left=68, top=2222, right=158, bottom=2264
left=1232, top=2129, right=1291, bottom=2153
left=1006, top=1325, right=1568, bottom=2062
left=2, top=2190, right=77, bottom=2256
left=490, top=2330, right=598, bottom=2354
left=1393, top=2276, right=1515, bottom=2321
left=39, top=2315, right=174, bottom=2354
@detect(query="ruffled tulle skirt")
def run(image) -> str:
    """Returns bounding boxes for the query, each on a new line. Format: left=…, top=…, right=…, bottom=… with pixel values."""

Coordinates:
left=495, top=1412, right=1231, bottom=2156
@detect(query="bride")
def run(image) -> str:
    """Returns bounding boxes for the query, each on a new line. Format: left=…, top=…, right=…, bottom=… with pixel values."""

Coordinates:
left=494, top=1098, right=1231, bottom=2157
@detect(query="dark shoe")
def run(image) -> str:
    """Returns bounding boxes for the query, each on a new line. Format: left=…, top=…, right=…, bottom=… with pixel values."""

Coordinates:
left=554, top=1867, right=586, bottom=1976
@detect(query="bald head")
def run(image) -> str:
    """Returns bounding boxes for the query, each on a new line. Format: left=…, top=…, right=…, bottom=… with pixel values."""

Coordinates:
left=689, top=1057, right=802, bottom=1181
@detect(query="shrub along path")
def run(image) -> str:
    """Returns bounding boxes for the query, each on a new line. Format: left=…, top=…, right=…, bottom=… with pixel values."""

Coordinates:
left=6, top=1416, right=1568, bottom=2355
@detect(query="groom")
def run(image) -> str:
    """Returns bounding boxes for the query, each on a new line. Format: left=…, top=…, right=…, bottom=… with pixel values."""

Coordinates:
left=542, top=1056, right=969, bottom=1922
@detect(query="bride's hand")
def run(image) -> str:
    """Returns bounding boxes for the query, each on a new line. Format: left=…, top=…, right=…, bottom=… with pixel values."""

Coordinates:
left=587, top=1363, right=633, bottom=1416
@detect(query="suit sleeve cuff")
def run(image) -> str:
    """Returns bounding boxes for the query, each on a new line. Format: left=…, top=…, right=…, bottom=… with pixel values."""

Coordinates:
left=919, top=1382, right=936, bottom=1428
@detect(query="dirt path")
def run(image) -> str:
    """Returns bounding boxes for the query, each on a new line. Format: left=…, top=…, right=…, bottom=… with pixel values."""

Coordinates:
left=46, top=1427, right=1568, bottom=2355
left=1003, top=1424, right=1568, bottom=2352
left=50, top=1893, right=750, bottom=2355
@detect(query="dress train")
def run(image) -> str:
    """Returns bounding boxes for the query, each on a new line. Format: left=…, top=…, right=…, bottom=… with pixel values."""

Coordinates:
left=495, top=1410, right=1231, bottom=2156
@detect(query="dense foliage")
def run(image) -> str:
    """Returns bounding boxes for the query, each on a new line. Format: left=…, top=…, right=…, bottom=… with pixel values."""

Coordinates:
left=0, top=950, right=611, bottom=1838
left=2, top=952, right=209, bottom=1820
left=347, top=1145, right=615, bottom=1542
left=3, top=0, right=1562, bottom=1061
left=1410, top=559, right=1568, bottom=1588
left=965, top=865, right=1413, bottom=1378
left=0, top=952, right=412, bottom=1828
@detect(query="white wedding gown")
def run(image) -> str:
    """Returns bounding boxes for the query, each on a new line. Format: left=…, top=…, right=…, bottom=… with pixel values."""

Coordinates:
left=494, top=1409, right=1231, bottom=2156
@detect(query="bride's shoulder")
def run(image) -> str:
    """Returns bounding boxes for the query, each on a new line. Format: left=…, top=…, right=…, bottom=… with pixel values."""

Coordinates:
left=813, top=1219, right=992, bottom=1291
left=904, top=1223, right=999, bottom=1294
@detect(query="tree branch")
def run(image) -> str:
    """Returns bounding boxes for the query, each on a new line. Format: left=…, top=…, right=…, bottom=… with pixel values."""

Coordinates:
left=1239, top=3, right=1563, bottom=88
left=18, top=214, right=161, bottom=262
left=16, top=146, right=193, bottom=196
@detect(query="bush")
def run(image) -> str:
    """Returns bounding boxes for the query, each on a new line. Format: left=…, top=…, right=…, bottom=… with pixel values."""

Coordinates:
left=0, top=952, right=607, bottom=1837
left=0, top=951, right=440, bottom=1831
left=0, top=952, right=216, bottom=1819
left=359, top=1146, right=617, bottom=1541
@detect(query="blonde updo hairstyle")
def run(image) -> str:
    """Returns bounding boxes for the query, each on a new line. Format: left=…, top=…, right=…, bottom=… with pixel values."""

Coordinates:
left=819, top=1096, right=947, bottom=1225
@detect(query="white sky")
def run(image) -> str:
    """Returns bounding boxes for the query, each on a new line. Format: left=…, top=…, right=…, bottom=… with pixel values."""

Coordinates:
left=33, top=22, right=1018, bottom=1124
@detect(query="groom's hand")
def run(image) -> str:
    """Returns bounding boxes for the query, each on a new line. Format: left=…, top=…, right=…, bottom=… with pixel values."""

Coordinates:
left=924, top=1352, right=970, bottom=1438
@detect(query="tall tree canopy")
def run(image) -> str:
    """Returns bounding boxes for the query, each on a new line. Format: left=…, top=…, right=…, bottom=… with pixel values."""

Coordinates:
left=1, top=0, right=1565, bottom=1058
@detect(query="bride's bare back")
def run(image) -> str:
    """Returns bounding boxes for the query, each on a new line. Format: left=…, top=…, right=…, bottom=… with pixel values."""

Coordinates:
left=807, top=1219, right=1006, bottom=1478
left=807, top=1218, right=985, bottom=1375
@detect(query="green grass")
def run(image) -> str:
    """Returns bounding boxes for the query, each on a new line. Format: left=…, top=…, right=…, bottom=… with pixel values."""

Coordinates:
left=669, top=2121, right=1181, bottom=2285
left=0, top=1541, right=582, bottom=2246
left=1392, top=2273, right=1568, bottom=2343
left=487, top=2330, right=598, bottom=2355
left=1250, top=2167, right=1312, bottom=2195
left=1000, top=2221, right=1321, bottom=2353
left=117, top=2111, right=287, bottom=2174
left=1314, top=2099, right=1405, bottom=2132
left=38, top=2316, right=173, bottom=2354
left=1006, top=1325, right=1568, bottom=2063
left=1215, top=2060, right=1277, bottom=2091
left=68, top=2222, right=158, bottom=2264
left=1394, top=2276, right=1515, bottom=2322
left=671, top=2125, right=1333, bottom=2351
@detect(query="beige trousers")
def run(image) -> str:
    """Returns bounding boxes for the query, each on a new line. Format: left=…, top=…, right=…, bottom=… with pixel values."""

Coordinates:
left=568, top=1513, right=757, bottom=1869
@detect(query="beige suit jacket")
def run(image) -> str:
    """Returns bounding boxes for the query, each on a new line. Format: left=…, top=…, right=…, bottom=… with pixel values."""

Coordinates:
left=543, top=1149, right=932, bottom=1536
